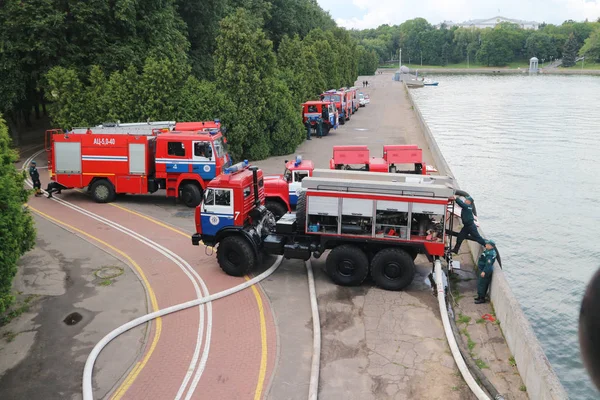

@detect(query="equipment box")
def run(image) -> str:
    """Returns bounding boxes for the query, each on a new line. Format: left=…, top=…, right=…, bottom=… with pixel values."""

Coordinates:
left=276, top=213, right=297, bottom=234
left=263, top=235, right=285, bottom=255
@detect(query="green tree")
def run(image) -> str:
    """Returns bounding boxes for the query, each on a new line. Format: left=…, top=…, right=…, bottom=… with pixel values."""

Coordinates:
left=476, top=27, right=517, bottom=66
left=579, top=27, right=600, bottom=62
left=562, top=32, right=579, bottom=67
left=214, top=8, right=277, bottom=160
left=525, top=32, right=558, bottom=61
left=357, top=46, right=378, bottom=75
left=0, top=115, right=35, bottom=314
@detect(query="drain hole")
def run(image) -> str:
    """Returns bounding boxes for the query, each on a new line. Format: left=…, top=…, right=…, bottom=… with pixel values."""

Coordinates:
left=63, top=312, right=83, bottom=326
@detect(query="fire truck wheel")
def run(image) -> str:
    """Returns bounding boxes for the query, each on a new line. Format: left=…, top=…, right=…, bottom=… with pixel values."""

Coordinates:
left=323, top=125, right=330, bottom=136
left=370, top=248, right=415, bottom=291
left=217, top=236, right=255, bottom=277
left=265, top=201, right=287, bottom=220
left=295, top=191, right=306, bottom=233
left=340, top=116, right=346, bottom=125
left=406, top=248, right=419, bottom=261
left=326, top=245, right=369, bottom=286
left=90, top=179, right=116, bottom=203
left=180, top=183, right=202, bottom=208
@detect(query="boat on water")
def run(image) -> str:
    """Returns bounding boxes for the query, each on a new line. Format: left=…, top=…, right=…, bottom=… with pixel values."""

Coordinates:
left=422, top=79, right=439, bottom=86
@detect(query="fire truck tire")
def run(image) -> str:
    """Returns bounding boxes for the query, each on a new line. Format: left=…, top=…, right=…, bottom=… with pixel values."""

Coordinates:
left=406, top=247, right=419, bottom=261
left=265, top=200, right=287, bottom=220
left=340, top=116, right=346, bottom=125
left=90, top=179, right=116, bottom=203
left=217, top=236, right=255, bottom=277
left=295, top=191, right=307, bottom=233
left=180, top=183, right=202, bottom=208
left=370, top=248, right=415, bottom=291
left=326, top=245, right=369, bottom=286
left=323, top=125, right=330, bottom=136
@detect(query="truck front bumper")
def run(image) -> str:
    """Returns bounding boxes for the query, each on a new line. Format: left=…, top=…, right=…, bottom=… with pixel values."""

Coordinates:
left=192, top=233, right=202, bottom=246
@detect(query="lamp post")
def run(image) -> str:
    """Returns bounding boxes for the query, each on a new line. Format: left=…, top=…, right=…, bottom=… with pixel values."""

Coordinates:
left=582, top=56, right=585, bottom=70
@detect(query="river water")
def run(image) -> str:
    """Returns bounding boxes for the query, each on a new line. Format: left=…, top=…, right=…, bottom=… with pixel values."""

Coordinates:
left=410, top=74, right=600, bottom=399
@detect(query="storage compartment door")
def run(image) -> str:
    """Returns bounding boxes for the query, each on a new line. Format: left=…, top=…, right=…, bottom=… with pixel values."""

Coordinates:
left=377, top=200, right=409, bottom=212
left=342, top=198, right=373, bottom=217
left=411, top=202, right=446, bottom=215
left=55, top=142, right=81, bottom=174
left=129, top=143, right=146, bottom=175
left=307, top=196, right=339, bottom=216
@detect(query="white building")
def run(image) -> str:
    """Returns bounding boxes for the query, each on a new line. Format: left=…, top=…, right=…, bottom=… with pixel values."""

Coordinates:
left=437, top=16, right=540, bottom=30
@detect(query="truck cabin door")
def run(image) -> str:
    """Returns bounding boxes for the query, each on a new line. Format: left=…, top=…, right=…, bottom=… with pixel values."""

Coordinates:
left=192, top=141, right=216, bottom=180
left=289, top=170, right=310, bottom=206
left=201, top=188, right=235, bottom=236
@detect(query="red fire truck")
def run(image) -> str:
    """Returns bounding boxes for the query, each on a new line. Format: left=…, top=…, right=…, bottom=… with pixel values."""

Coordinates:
left=263, top=155, right=314, bottom=218
left=329, top=145, right=438, bottom=174
left=192, top=165, right=456, bottom=291
left=320, top=90, right=349, bottom=124
left=45, top=120, right=232, bottom=207
left=301, top=100, right=339, bottom=136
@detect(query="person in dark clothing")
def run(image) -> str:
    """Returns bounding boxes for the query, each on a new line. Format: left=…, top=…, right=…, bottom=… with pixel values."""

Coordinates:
left=305, top=119, right=312, bottom=140
left=45, top=182, right=64, bottom=198
left=29, top=161, right=42, bottom=197
left=475, top=240, right=497, bottom=304
left=451, top=195, right=485, bottom=253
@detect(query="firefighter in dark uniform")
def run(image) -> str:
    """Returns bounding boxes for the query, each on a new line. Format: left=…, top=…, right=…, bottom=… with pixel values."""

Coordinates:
left=451, top=195, right=485, bottom=254
left=29, top=161, right=42, bottom=197
left=475, top=240, right=497, bottom=304
left=320, top=105, right=329, bottom=137
left=305, top=118, right=312, bottom=140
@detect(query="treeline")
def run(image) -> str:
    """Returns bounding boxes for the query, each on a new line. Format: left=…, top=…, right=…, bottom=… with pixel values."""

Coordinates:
left=352, top=18, right=600, bottom=67
left=0, top=0, right=378, bottom=160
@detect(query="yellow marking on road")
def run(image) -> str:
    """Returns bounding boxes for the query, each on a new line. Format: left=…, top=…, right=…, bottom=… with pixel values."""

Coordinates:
left=26, top=205, right=162, bottom=400
left=107, top=203, right=268, bottom=399
left=245, top=276, right=269, bottom=400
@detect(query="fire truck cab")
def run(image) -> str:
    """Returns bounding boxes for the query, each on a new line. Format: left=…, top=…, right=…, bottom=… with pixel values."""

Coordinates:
left=302, top=100, right=339, bottom=135
left=46, top=120, right=232, bottom=207
left=263, top=155, right=315, bottom=218
left=320, top=90, right=347, bottom=124
left=193, top=167, right=457, bottom=291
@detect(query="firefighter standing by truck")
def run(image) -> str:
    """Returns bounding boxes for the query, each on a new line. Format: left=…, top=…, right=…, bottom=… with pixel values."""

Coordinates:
left=29, top=161, right=42, bottom=197
left=475, top=239, right=497, bottom=304
left=451, top=194, right=485, bottom=253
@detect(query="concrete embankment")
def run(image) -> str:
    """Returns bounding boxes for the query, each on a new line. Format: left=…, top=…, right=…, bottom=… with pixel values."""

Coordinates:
left=395, top=67, right=600, bottom=76
left=405, top=82, right=569, bottom=400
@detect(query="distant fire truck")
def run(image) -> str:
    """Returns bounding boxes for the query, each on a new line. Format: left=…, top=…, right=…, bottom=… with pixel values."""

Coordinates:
left=301, top=100, right=339, bottom=135
left=192, top=165, right=456, bottom=291
left=320, top=90, right=350, bottom=124
left=329, top=145, right=438, bottom=174
left=263, top=155, right=314, bottom=218
left=45, top=120, right=232, bottom=207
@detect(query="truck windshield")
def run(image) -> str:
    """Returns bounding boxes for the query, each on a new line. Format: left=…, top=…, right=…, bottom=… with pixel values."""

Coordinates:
left=322, top=94, right=341, bottom=102
left=213, top=137, right=227, bottom=158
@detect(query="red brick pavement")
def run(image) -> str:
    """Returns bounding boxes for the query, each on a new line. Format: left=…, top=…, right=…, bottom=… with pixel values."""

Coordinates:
left=28, top=192, right=278, bottom=400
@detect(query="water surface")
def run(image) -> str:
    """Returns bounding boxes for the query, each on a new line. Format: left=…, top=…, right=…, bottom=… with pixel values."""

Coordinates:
left=411, top=74, right=600, bottom=399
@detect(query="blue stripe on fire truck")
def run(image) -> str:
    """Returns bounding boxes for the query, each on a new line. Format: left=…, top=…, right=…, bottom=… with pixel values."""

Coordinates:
left=155, top=158, right=216, bottom=178
left=201, top=213, right=235, bottom=236
left=289, top=191, right=298, bottom=206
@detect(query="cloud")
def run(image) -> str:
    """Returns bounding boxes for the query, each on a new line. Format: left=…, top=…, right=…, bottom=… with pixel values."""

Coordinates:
left=317, top=0, right=600, bottom=29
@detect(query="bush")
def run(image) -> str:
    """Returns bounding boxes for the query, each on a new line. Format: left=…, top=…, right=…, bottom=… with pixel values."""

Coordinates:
left=0, top=115, right=35, bottom=314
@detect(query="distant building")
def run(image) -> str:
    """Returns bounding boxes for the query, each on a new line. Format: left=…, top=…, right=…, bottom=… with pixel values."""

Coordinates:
left=437, top=16, right=540, bottom=30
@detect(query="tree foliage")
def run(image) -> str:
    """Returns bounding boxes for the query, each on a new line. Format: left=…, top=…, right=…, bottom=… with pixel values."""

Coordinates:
left=0, top=115, right=35, bottom=314
left=350, top=18, right=600, bottom=67
left=579, top=27, right=600, bottom=62
left=562, top=33, right=579, bottom=67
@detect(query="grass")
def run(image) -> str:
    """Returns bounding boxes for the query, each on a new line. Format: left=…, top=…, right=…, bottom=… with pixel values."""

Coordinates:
left=457, top=313, right=471, bottom=325
left=2, top=330, right=18, bottom=342
left=520, top=385, right=527, bottom=392
left=559, top=59, right=600, bottom=70
left=99, top=279, right=113, bottom=286
left=461, top=328, right=477, bottom=353
left=475, top=359, right=489, bottom=369
left=451, top=386, right=459, bottom=391
left=0, top=294, right=38, bottom=327
left=509, top=356, right=517, bottom=367
left=476, top=318, right=485, bottom=324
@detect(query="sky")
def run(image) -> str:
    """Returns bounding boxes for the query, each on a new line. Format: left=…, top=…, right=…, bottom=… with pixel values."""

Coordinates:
left=316, top=0, right=600, bottom=30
